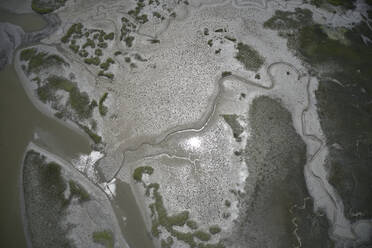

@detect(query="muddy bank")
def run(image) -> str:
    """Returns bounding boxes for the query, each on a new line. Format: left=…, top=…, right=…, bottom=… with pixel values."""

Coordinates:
left=226, top=96, right=333, bottom=247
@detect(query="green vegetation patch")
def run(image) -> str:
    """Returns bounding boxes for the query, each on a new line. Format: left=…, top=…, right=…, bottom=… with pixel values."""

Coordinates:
left=20, top=48, right=37, bottom=61
left=31, top=0, right=68, bottom=14
left=128, top=1, right=148, bottom=24
left=38, top=76, right=95, bottom=120
left=114, top=51, right=122, bottom=56
left=69, top=180, right=90, bottom=203
left=161, top=237, right=174, bottom=248
left=104, top=32, right=115, bottom=40
left=235, top=42, right=264, bottom=72
left=194, top=231, right=211, bottom=241
left=99, top=92, right=108, bottom=116
left=84, top=56, right=100, bottom=66
left=224, top=36, right=236, bottom=42
left=221, top=71, right=232, bottom=77
left=95, top=49, right=103, bottom=56
left=186, top=220, right=198, bottom=230
left=310, top=0, right=356, bottom=9
left=61, top=23, right=83, bottom=43
left=263, top=8, right=313, bottom=30
left=209, top=225, right=221, bottom=235
left=120, top=17, right=137, bottom=43
left=98, top=71, right=114, bottom=79
left=93, top=230, right=114, bottom=248
left=100, top=58, right=115, bottom=71
left=124, top=36, right=135, bottom=47
left=82, top=38, right=95, bottom=49
left=20, top=48, right=68, bottom=74
left=133, top=166, right=154, bottom=182
left=221, top=114, right=244, bottom=142
left=80, top=124, right=102, bottom=144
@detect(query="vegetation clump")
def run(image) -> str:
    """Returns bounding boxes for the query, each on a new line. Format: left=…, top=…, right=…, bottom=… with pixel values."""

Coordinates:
left=263, top=8, right=312, bottom=30
left=20, top=48, right=37, bottom=61
left=235, top=42, right=264, bottom=72
left=310, top=0, right=356, bottom=9
left=209, top=225, right=221, bottom=235
left=61, top=23, right=83, bottom=43
left=95, top=49, right=103, bottom=56
left=98, top=71, right=114, bottom=79
left=100, top=58, right=115, bottom=71
left=133, top=166, right=154, bottom=182
left=104, top=32, right=115, bottom=40
left=20, top=48, right=68, bottom=74
left=194, top=231, right=211, bottom=241
left=221, top=114, right=244, bottom=142
left=82, top=38, right=95, bottom=49
left=68, top=180, right=90, bottom=203
left=134, top=53, right=147, bottom=62
left=161, top=237, right=174, bottom=248
left=150, top=39, right=160, bottom=44
left=99, top=92, right=109, bottom=116
left=93, top=230, right=114, bottom=248
left=128, top=1, right=149, bottom=24
left=120, top=17, right=137, bottom=44
left=79, top=50, right=88, bottom=57
left=224, top=36, right=236, bottom=42
left=221, top=71, right=232, bottom=77
left=98, top=42, right=108, bottom=48
left=80, top=124, right=102, bottom=144
left=124, top=36, right=135, bottom=47
left=84, top=56, right=100, bottom=66
left=186, top=220, right=198, bottom=230
left=31, top=0, right=67, bottom=14
left=69, top=44, right=79, bottom=53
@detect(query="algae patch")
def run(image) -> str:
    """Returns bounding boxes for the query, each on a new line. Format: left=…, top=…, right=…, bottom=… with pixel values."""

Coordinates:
left=235, top=42, right=264, bottom=72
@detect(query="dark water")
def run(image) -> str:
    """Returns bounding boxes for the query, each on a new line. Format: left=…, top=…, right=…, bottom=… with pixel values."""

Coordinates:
left=0, top=63, right=90, bottom=247
left=113, top=180, right=155, bottom=248
left=0, top=8, right=46, bottom=32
